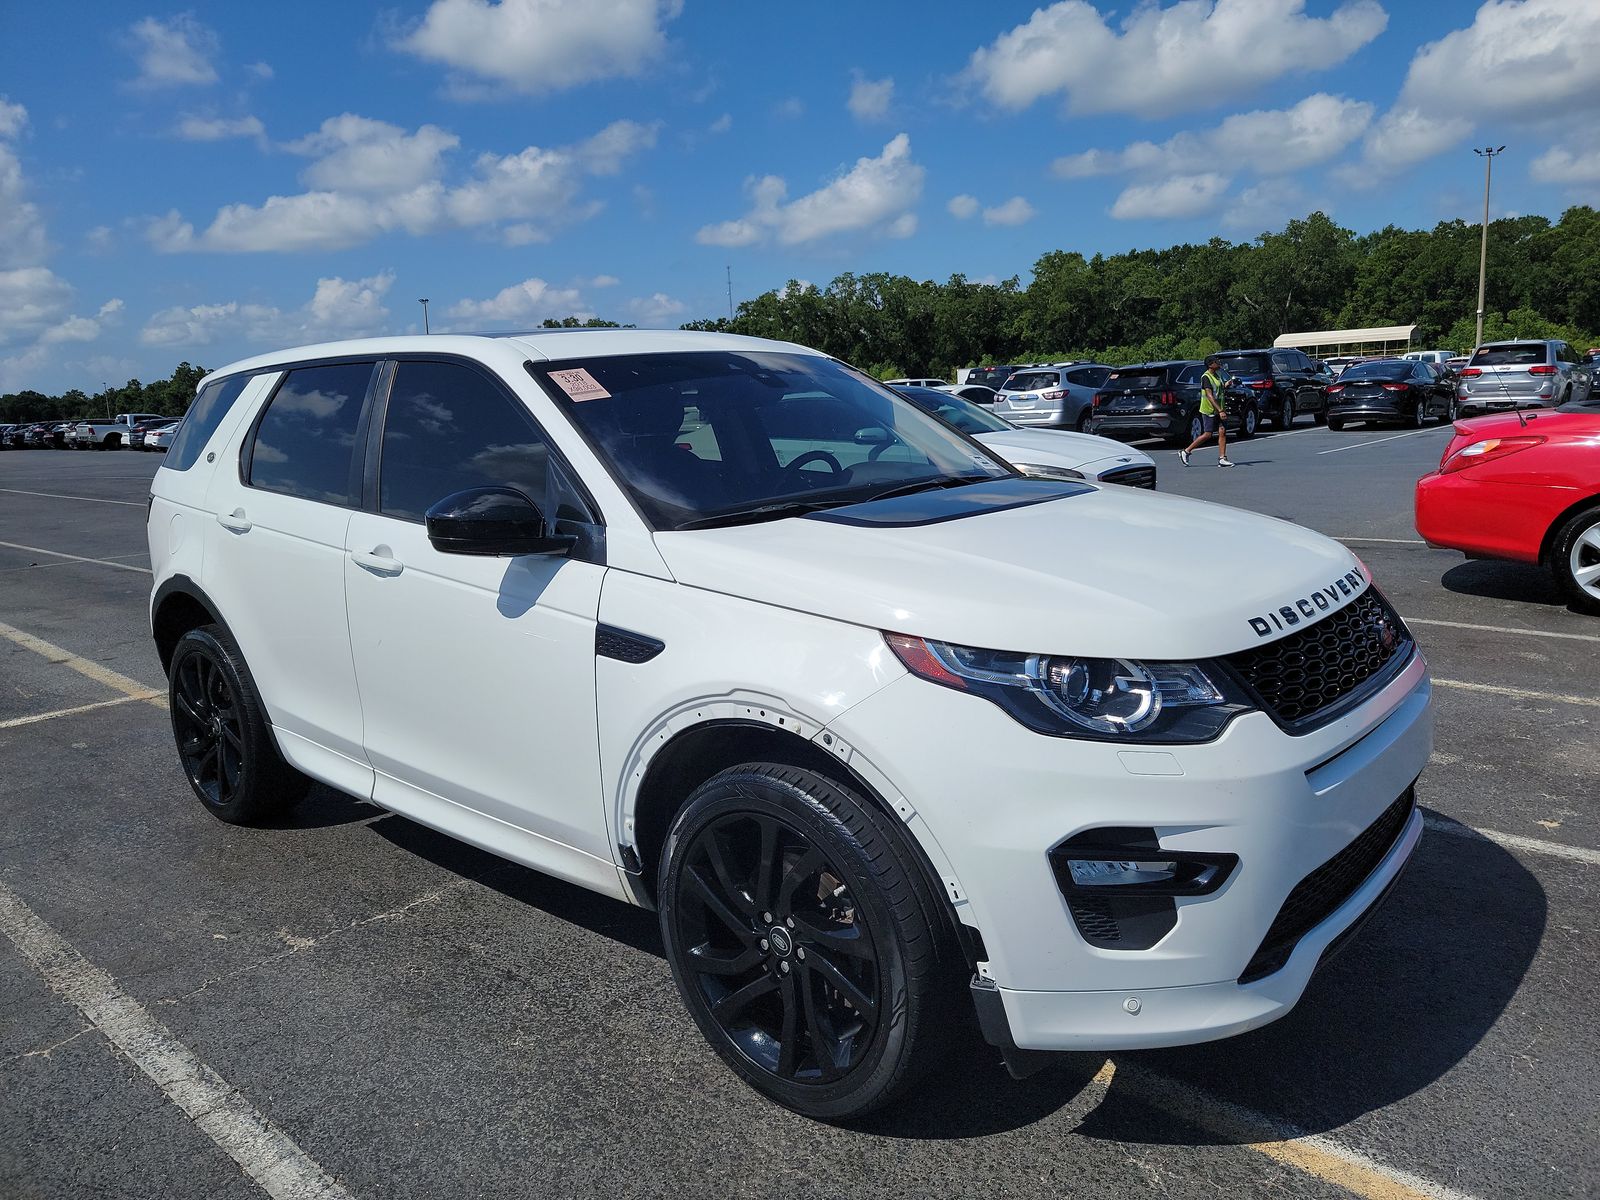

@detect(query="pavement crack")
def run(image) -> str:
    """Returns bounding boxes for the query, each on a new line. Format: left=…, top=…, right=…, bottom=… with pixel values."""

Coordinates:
left=8, top=1022, right=98, bottom=1064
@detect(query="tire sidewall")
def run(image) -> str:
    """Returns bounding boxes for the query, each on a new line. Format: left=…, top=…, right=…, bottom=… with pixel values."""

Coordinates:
left=1553, top=506, right=1600, bottom=615
left=657, top=769, right=919, bottom=1120
left=168, top=626, right=284, bottom=822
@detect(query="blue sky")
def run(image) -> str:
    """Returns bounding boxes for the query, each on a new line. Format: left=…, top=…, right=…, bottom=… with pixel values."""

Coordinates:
left=3, top=0, right=1598, bottom=392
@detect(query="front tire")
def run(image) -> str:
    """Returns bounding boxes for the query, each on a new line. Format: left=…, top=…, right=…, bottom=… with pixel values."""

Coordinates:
left=658, top=763, right=957, bottom=1120
left=1552, top=505, right=1600, bottom=616
left=168, top=625, right=310, bottom=824
left=1236, top=404, right=1259, bottom=439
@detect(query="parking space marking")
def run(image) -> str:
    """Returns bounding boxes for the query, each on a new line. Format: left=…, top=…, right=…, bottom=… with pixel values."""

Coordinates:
left=1423, top=814, right=1600, bottom=867
left=1405, top=617, right=1600, bottom=644
left=0, top=486, right=146, bottom=507
left=0, top=620, right=166, bottom=708
left=0, top=551, right=149, bottom=575
left=0, top=882, right=354, bottom=1200
left=1117, top=1063, right=1478, bottom=1200
left=1338, top=537, right=1428, bottom=545
left=1317, top=428, right=1449, bottom=455
left=0, top=538, right=153, bottom=574
left=0, top=691, right=164, bottom=730
left=1433, top=677, right=1600, bottom=708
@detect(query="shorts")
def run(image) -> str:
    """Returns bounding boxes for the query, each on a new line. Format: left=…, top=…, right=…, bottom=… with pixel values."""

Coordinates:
left=1201, top=413, right=1221, bottom=433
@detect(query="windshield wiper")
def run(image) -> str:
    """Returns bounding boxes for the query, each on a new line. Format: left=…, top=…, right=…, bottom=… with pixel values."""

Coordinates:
left=863, top=476, right=983, bottom=504
left=673, top=498, right=853, bottom=530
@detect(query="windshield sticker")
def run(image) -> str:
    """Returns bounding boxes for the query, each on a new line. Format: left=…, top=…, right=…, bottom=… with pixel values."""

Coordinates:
left=549, top=367, right=611, bottom=402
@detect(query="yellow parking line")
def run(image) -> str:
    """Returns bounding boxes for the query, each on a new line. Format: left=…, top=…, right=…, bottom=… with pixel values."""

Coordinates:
left=0, top=691, right=164, bottom=730
left=0, top=620, right=166, bottom=707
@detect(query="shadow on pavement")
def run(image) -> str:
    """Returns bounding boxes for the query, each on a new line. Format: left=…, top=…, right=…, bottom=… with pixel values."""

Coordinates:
left=1442, top=559, right=1565, bottom=608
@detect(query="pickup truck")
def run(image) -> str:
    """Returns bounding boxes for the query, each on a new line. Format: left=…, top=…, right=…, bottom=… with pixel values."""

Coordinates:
left=71, top=413, right=165, bottom=450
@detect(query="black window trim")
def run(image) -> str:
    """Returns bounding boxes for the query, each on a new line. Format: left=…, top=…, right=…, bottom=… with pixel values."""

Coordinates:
left=365, top=352, right=606, bottom=538
left=239, top=356, right=383, bottom=508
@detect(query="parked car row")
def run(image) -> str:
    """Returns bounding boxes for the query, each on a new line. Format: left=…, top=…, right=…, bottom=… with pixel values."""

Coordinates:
left=0, top=413, right=180, bottom=451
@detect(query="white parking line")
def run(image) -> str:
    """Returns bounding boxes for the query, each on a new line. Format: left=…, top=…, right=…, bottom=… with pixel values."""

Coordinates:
left=0, top=539, right=152, bottom=574
left=0, top=551, right=149, bottom=575
left=1423, top=814, right=1600, bottom=867
left=1317, top=427, right=1448, bottom=455
left=1337, top=537, right=1428, bottom=545
left=1405, top=617, right=1600, bottom=645
left=0, top=882, right=353, bottom=1200
left=0, top=620, right=166, bottom=707
left=0, top=486, right=145, bottom=507
left=0, top=691, right=164, bottom=730
left=1433, top=677, right=1600, bottom=708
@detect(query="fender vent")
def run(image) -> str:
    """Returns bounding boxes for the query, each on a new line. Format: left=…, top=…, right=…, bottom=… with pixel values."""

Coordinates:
left=596, top=624, right=664, bottom=664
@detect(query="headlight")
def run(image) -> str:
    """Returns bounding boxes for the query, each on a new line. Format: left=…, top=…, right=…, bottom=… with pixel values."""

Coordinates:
left=884, top=633, right=1250, bottom=742
left=1014, top=463, right=1085, bottom=482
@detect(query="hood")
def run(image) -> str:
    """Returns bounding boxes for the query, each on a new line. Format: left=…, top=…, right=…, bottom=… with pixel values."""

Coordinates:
left=975, top=427, right=1151, bottom=473
left=654, top=484, right=1368, bottom=660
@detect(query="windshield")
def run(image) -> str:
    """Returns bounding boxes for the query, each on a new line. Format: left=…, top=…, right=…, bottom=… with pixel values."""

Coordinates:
left=1339, top=361, right=1410, bottom=381
left=1006, top=371, right=1058, bottom=392
left=531, top=352, right=1012, bottom=531
left=896, top=387, right=1012, bottom=434
left=1218, top=355, right=1269, bottom=377
left=1472, top=343, right=1546, bottom=366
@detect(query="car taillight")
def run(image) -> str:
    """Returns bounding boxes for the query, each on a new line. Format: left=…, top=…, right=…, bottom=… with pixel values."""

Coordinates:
left=1528, top=364, right=1556, bottom=376
left=1327, top=384, right=1345, bottom=394
left=1042, top=390, right=1066, bottom=400
left=1459, top=367, right=1482, bottom=377
left=1160, top=391, right=1177, bottom=405
left=1244, top=379, right=1273, bottom=390
left=1440, top=435, right=1546, bottom=474
left=1092, top=392, right=1105, bottom=408
left=1381, top=383, right=1408, bottom=391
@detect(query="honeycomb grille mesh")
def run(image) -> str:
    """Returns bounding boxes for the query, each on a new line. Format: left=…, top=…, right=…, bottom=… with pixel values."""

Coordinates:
left=1099, top=465, right=1156, bottom=490
left=1224, top=589, right=1410, bottom=729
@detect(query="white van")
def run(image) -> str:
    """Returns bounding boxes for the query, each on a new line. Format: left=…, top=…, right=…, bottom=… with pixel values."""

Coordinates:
left=148, top=330, right=1432, bottom=1117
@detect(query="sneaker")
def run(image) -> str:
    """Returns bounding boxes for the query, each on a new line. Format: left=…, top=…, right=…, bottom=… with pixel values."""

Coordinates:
left=1218, top=456, right=1235, bottom=468
left=1178, top=450, right=1190, bottom=466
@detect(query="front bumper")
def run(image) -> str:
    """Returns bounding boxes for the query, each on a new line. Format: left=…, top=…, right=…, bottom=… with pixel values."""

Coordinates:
left=830, top=648, right=1433, bottom=1052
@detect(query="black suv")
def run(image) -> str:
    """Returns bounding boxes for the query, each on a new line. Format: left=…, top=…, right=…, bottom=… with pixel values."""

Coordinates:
left=1215, top=348, right=1329, bottom=429
left=1088, top=360, right=1260, bottom=445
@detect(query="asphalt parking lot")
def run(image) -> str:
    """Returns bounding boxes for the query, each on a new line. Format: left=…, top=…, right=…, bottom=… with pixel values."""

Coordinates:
left=2, top=424, right=1596, bottom=1200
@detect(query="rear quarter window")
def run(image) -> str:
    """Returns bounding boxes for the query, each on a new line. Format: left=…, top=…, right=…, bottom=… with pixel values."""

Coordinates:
left=245, top=362, right=374, bottom=505
left=164, top=374, right=254, bottom=472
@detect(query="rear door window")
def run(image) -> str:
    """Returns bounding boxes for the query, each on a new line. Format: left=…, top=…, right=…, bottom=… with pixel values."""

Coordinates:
left=245, top=362, right=374, bottom=505
left=164, top=374, right=254, bottom=472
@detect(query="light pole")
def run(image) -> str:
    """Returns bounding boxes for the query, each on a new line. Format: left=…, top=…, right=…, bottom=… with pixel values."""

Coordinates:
left=418, top=297, right=430, bottom=334
left=1473, top=146, right=1505, bottom=351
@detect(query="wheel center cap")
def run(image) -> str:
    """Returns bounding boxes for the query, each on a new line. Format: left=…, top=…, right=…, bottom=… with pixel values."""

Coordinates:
left=767, top=927, right=793, bottom=957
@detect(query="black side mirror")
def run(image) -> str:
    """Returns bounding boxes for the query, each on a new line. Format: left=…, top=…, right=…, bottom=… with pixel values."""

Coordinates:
left=425, top=486, right=576, bottom=557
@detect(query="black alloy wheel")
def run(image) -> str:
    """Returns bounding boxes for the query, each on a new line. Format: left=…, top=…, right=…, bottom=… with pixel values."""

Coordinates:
left=167, top=625, right=309, bottom=823
left=659, top=763, right=956, bottom=1119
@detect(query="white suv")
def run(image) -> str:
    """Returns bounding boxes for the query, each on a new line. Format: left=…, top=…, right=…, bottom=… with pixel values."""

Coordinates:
left=148, top=330, right=1432, bottom=1118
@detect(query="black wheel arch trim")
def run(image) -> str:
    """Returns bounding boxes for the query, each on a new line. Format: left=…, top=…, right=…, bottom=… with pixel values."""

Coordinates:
left=1540, top=492, right=1600, bottom=566
left=151, top=575, right=238, bottom=674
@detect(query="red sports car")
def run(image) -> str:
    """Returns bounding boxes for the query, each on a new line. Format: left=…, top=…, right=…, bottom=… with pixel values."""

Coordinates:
left=1415, top=406, right=1600, bottom=614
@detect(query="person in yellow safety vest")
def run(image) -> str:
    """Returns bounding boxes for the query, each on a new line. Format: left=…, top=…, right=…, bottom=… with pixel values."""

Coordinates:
left=1180, top=355, right=1235, bottom=468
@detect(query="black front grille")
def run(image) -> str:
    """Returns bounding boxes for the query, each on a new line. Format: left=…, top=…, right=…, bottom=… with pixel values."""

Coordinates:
left=1100, top=464, right=1156, bottom=489
left=1224, top=589, right=1411, bottom=730
left=1239, top=788, right=1415, bottom=983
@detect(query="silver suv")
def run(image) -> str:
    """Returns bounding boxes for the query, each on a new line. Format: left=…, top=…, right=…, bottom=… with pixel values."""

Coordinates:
left=992, top=362, right=1112, bottom=431
left=1456, top=340, right=1592, bottom=416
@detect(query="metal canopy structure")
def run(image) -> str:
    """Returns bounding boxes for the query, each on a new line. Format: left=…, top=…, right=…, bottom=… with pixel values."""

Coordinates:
left=1272, top=325, right=1418, bottom=356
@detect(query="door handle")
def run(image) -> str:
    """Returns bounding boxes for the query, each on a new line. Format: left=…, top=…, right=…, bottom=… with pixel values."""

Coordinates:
left=351, top=547, right=404, bottom=576
left=216, top=508, right=251, bottom=533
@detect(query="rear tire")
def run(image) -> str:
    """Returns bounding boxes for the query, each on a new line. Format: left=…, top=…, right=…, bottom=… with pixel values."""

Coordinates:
left=1407, top=400, right=1425, bottom=429
left=1551, top=505, right=1600, bottom=616
left=1327, top=416, right=1345, bottom=431
left=658, top=762, right=959, bottom=1120
left=1173, top=413, right=1204, bottom=446
left=1236, top=404, right=1259, bottom=439
left=168, top=625, right=310, bottom=824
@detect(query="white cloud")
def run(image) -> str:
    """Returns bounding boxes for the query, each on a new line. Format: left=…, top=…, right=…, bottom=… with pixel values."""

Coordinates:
left=0, top=102, right=49, bottom=268
left=590, top=274, right=620, bottom=287
left=1222, top=178, right=1312, bottom=232
left=963, top=0, right=1386, bottom=119
left=286, top=114, right=459, bottom=193
left=1532, top=145, right=1600, bottom=186
left=947, top=193, right=980, bottom=219
left=0, top=267, right=74, bottom=344
left=98, top=298, right=125, bottom=319
left=147, top=117, right=653, bottom=253
left=246, top=61, right=274, bottom=80
left=85, top=226, right=114, bottom=253
left=848, top=73, right=894, bottom=121
left=983, top=196, right=1036, bottom=227
left=1055, top=93, right=1374, bottom=179
left=1110, top=172, right=1230, bottom=220
left=696, top=133, right=925, bottom=247
left=176, top=115, right=266, bottom=143
left=127, top=15, right=219, bottom=88
left=709, top=113, right=732, bottom=134
left=444, top=277, right=589, bottom=325
left=628, top=292, right=686, bottom=324
left=140, top=271, right=396, bottom=347
left=774, top=97, right=805, bottom=119
left=395, top=0, right=682, bottom=95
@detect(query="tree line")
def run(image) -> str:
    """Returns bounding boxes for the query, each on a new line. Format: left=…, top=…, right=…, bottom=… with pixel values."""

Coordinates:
left=6, top=208, right=1598, bottom=418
